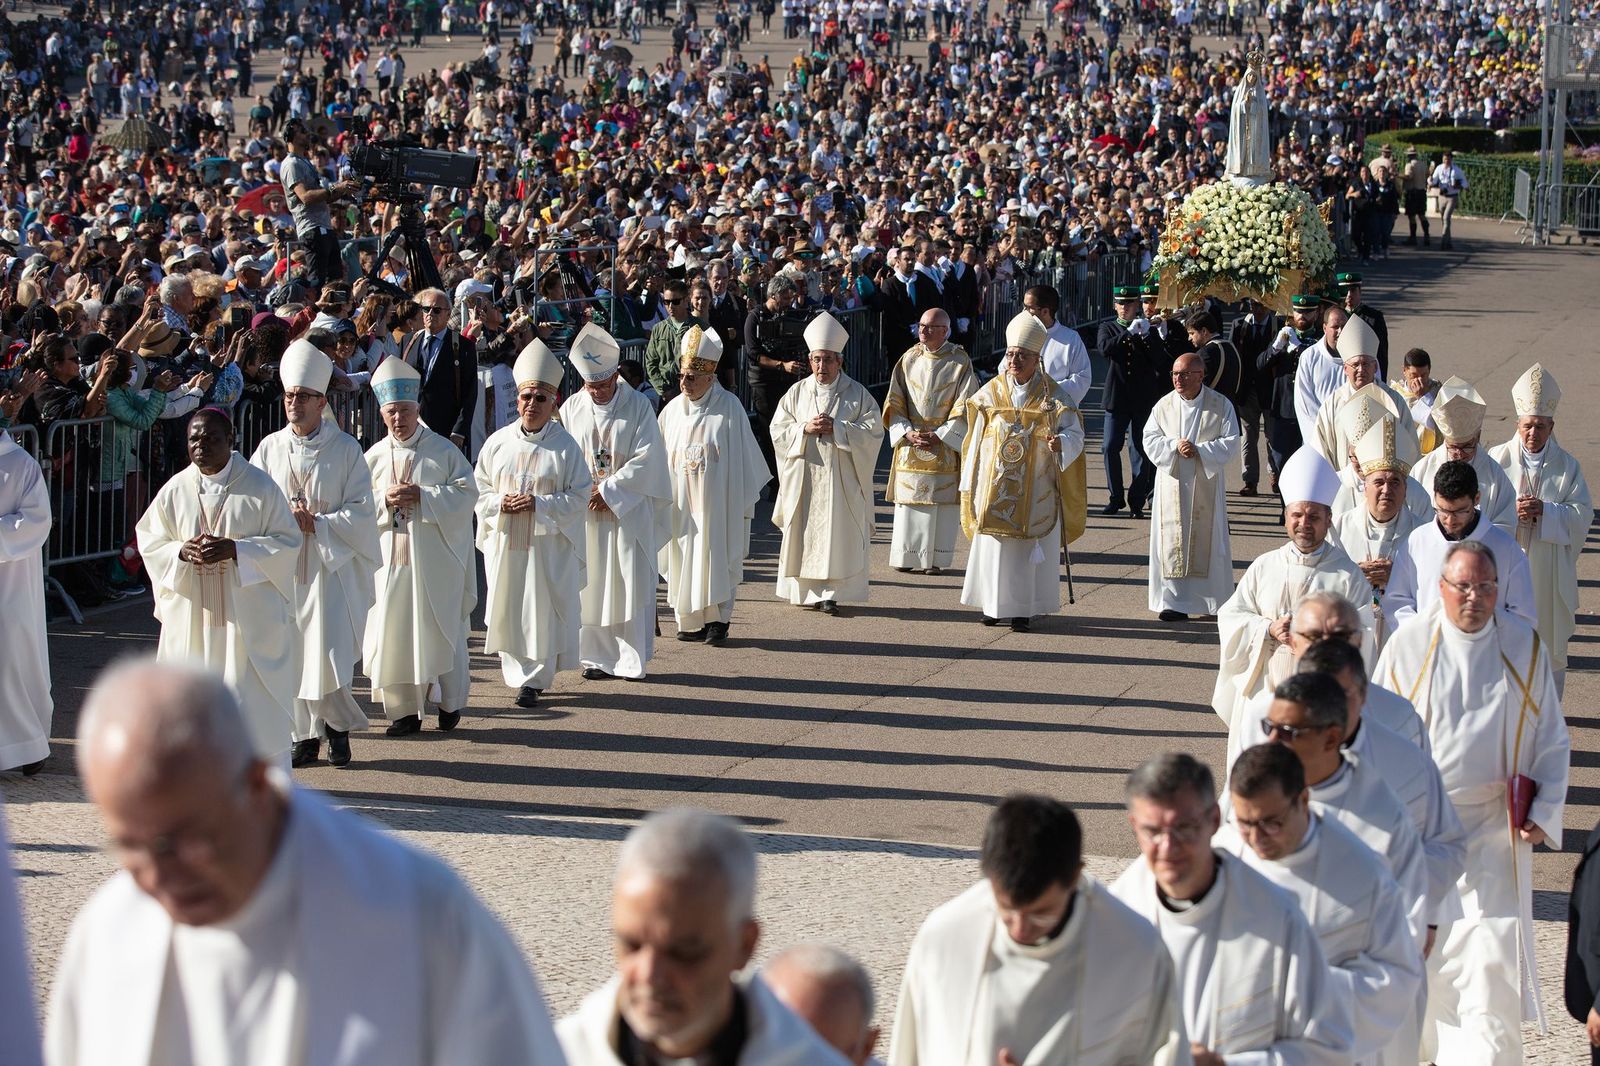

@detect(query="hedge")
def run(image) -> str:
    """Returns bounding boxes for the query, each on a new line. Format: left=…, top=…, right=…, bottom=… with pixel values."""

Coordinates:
left=1360, top=143, right=1600, bottom=218
left=1366, top=125, right=1600, bottom=156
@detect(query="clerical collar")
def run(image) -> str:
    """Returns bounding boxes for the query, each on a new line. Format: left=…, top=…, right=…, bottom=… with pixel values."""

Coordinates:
left=687, top=386, right=714, bottom=409
left=1157, top=856, right=1219, bottom=912
left=519, top=422, right=550, bottom=441
left=198, top=456, right=235, bottom=486
left=289, top=421, right=324, bottom=445
left=1309, top=755, right=1348, bottom=791
left=1284, top=811, right=1321, bottom=860
left=617, top=986, right=747, bottom=1066
left=391, top=428, right=421, bottom=450
left=1521, top=444, right=1547, bottom=466
left=1437, top=511, right=1480, bottom=542
left=1287, top=541, right=1328, bottom=564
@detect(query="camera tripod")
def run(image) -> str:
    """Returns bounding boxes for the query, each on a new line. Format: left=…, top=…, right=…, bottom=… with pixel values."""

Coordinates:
left=366, top=191, right=443, bottom=298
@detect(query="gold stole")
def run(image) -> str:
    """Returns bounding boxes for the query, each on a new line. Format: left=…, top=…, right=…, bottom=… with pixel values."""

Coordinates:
left=964, top=374, right=1068, bottom=541
left=884, top=345, right=967, bottom=506
left=1154, top=393, right=1222, bottom=580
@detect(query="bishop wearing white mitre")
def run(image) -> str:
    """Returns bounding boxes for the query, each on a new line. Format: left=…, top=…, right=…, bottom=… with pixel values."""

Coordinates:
left=1328, top=383, right=1432, bottom=524
left=477, top=336, right=592, bottom=707
left=1308, top=316, right=1415, bottom=472
left=364, top=357, right=478, bottom=736
left=1330, top=416, right=1423, bottom=648
left=1409, top=375, right=1517, bottom=533
left=249, top=339, right=380, bottom=769
left=136, top=406, right=301, bottom=760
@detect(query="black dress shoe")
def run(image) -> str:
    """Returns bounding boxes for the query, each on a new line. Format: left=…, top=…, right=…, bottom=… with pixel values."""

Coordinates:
left=704, top=621, right=729, bottom=646
left=385, top=715, right=422, bottom=737
left=981, top=615, right=999, bottom=626
left=515, top=686, right=540, bottom=708
left=676, top=626, right=707, bottom=642
left=1100, top=501, right=1125, bottom=516
left=893, top=566, right=912, bottom=573
left=927, top=565, right=942, bottom=576
left=1129, top=506, right=1147, bottom=520
left=1238, top=485, right=1258, bottom=497
left=291, top=738, right=321, bottom=768
left=1009, top=616, right=1031, bottom=632
left=818, top=599, right=839, bottom=616
left=1158, top=609, right=1190, bottom=622
left=436, top=709, right=462, bottom=731
left=582, top=666, right=615, bottom=680
left=325, top=727, right=351, bottom=768
left=18, top=759, right=45, bottom=777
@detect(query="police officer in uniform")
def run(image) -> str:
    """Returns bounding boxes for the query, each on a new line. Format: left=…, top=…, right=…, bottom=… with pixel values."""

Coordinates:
left=1256, top=292, right=1323, bottom=495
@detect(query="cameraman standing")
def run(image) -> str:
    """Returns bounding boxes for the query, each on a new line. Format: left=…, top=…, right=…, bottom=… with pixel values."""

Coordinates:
left=744, top=275, right=806, bottom=487
left=281, top=119, right=362, bottom=291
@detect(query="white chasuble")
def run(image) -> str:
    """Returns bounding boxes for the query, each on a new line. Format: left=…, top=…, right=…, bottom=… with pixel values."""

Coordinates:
left=136, top=456, right=302, bottom=759
left=883, top=342, right=978, bottom=570
left=1112, top=850, right=1353, bottom=1063
left=560, top=383, right=671, bottom=677
left=0, top=432, right=52, bottom=769
left=363, top=427, right=478, bottom=697
left=887, top=878, right=1186, bottom=1066
left=250, top=424, right=380, bottom=730
left=475, top=421, right=591, bottom=686
left=1330, top=504, right=1423, bottom=649
left=1375, top=604, right=1570, bottom=1060
left=1489, top=436, right=1591, bottom=671
left=771, top=373, right=884, bottom=605
left=1143, top=386, right=1240, bottom=614
left=657, top=383, right=768, bottom=630
left=1310, top=380, right=1417, bottom=471
left=1212, top=541, right=1375, bottom=725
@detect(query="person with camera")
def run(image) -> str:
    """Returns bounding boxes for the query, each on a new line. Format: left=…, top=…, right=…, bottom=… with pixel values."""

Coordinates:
left=744, top=274, right=808, bottom=487
left=281, top=118, right=363, bottom=291
left=1428, top=149, right=1467, bottom=251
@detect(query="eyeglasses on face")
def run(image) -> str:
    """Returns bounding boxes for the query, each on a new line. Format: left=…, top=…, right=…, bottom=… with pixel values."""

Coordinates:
left=1260, top=719, right=1329, bottom=742
left=420, top=305, right=448, bottom=315
left=519, top=391, right=553, bottom=404
left=1442, top=578, right=1497, bottom=598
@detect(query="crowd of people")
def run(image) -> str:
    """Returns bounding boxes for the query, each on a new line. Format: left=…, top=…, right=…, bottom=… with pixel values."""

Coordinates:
left=0, top=0, right=1595, bottom=1061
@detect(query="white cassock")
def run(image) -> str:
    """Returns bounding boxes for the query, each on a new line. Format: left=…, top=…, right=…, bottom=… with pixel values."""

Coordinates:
left=1041, top=321, right=1092, bottom=407
left=1375, top=604, right=1571, bottom=1063
left=960, top=375, right=1085, bottom=620
left=475, top=421, right=591, bottom=689
left=1489, top=436, right=1590, bottom=680
left=136, top=455, right=302, bottom=760
left=0, top=804, right=41, bottom=1066
left=46, top=780, right=566, bottom=1066
left=1380, top=515, right=1535, bottom=629
left=1111, top=850, right=1353, bottom=1063
left=882, top=342, right=978, bottom=571
left=249, top=423, right=380, bottom=741
left=771, top=373, right=884, bottom=606
left=1309, top=381, right=1416, bottom=470
left=1330, top=504, right=1424, bottom=650
left=1410, top=447, right=1518, bottom=534
left=364, top=426, right=478, bottom=717
left=0, top=432, right=52, bottom=770
left=559, top=973, right=847, bottom=1066
left=657, top=382, right=768, bottom=631
left=887, top=877, right=1188, bottom=1066
left=1217, top=815, right=1423, bottom=1066
left=1212, top=541, right=1375, bottom=724
left=1292, top=339, right=1344, bottom=444
left=1331, top=468, right=1432, bottom=523
left=561, top=383, right=671, bottom=678
left=1143, top=386, right=1240, bottom=615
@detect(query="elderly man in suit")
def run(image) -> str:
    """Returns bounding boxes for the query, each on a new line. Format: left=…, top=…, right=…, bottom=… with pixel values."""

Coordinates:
left=402, top=286, right=479, bottom=457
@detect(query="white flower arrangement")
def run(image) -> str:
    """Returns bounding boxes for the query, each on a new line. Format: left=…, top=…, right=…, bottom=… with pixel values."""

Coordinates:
left=1153, top=180, right=1336, bottom=312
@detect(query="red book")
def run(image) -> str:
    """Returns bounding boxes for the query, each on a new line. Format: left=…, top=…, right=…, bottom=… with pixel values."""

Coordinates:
left=1508, top=774, right=1538, bottom=832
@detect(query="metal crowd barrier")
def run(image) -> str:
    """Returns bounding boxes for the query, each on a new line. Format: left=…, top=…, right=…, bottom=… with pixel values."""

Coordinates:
left=6, top=422, right=37, bottom=459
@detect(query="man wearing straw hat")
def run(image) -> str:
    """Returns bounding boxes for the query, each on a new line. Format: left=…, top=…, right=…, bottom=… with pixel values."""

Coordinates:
left=476, top=336, right=592, bottom=707
left=248, top=339, right=380, bottom=768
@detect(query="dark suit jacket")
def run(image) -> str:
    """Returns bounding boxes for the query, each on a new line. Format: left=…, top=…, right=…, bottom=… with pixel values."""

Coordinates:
left=878, top=274, right=917, bottom=352
left=707, top=290, right=747, bottom=379
left=909, top=266, right=949, bottom=324
left=402, top=328, right=478, bottom=456
left=943, top=262, right=980, bottom=340
left=1566, top=821, right=1600, bottom=1023
left=1230, top=314, right=1283, bottom=410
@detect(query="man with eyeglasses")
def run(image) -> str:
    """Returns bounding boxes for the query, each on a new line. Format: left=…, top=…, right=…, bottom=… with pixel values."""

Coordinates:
left=882, top=308, right=977, bottom=577
left=1381, top=459, right=1534, bottom=630
left=1489, top=364, right=1591, bottom=694
left=400, top=287, right=477, bottom=458
left=1143, top=351, right=1240, bottom=623
left=1216, top=743, right=1422, bottom=1066
left=247, top=341, right=379, bottom=768
left=1020, top=284, right=1090, bottom=408
left=1111, top=752, right=1352, bottom=1066
left=643, top=277, right=705, bottom=403
left=890, top=794, right=1187, bottom=1065
left=1376, top=540, right=1570, bottom=1063
left=475, top=337, right=592, bottom=708
left=1408, top=375, right=1517, bottom=534
left=46, top=658, right=566, bottom=1065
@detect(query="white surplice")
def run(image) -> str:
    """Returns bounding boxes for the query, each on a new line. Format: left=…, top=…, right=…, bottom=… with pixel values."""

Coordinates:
left=887, top=877, right=1188, bottom=1066
left=1217, top=814, right=1423, bottom=1066
left=46, top=781, right=566, bottom=1066
left=0, top=433, right=52, bottom=769
left=1410, top=447, right=1518, bottom=534
left=0, top=804, right=41, bottom=1066
left=771, top=373, right=884, bottom=606
left=475, top=420, right=591, bottom=689
left=250, top=423, right=381, bottom=740
left=560, top=383, right=671, bottom=678
left=1111, top=849, right=1353, bottom=1063
left=1041, top=321, right=1092, bottom=407
left=363, top=426, right=478, bottom=717
left=960, top=377, right=1085, bottom=620
left=1143, top=387, right=1241, bottom=615
left=1375, top=604, right=1571, bottom=1062
left=1292, top=339, right=1345, bottom=445
left=559, top=973, right=848, bottom=1066
left=1212, top=541, right=1375, bottom=725
left=1489, top=436, right=1591, bottom=674
left=136, top=455, right=302, bottom=760
left=1381, top=514, right=1536, bottom=630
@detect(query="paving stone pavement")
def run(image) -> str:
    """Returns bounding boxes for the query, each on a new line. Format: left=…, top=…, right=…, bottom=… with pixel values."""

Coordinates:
left=5, top=774, right=1588, bottom=1062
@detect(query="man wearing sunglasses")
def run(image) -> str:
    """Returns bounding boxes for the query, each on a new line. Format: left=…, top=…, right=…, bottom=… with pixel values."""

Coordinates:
left=400, top=286, right=478, bottom=458
left=643, top=277, right=705, bottom=404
